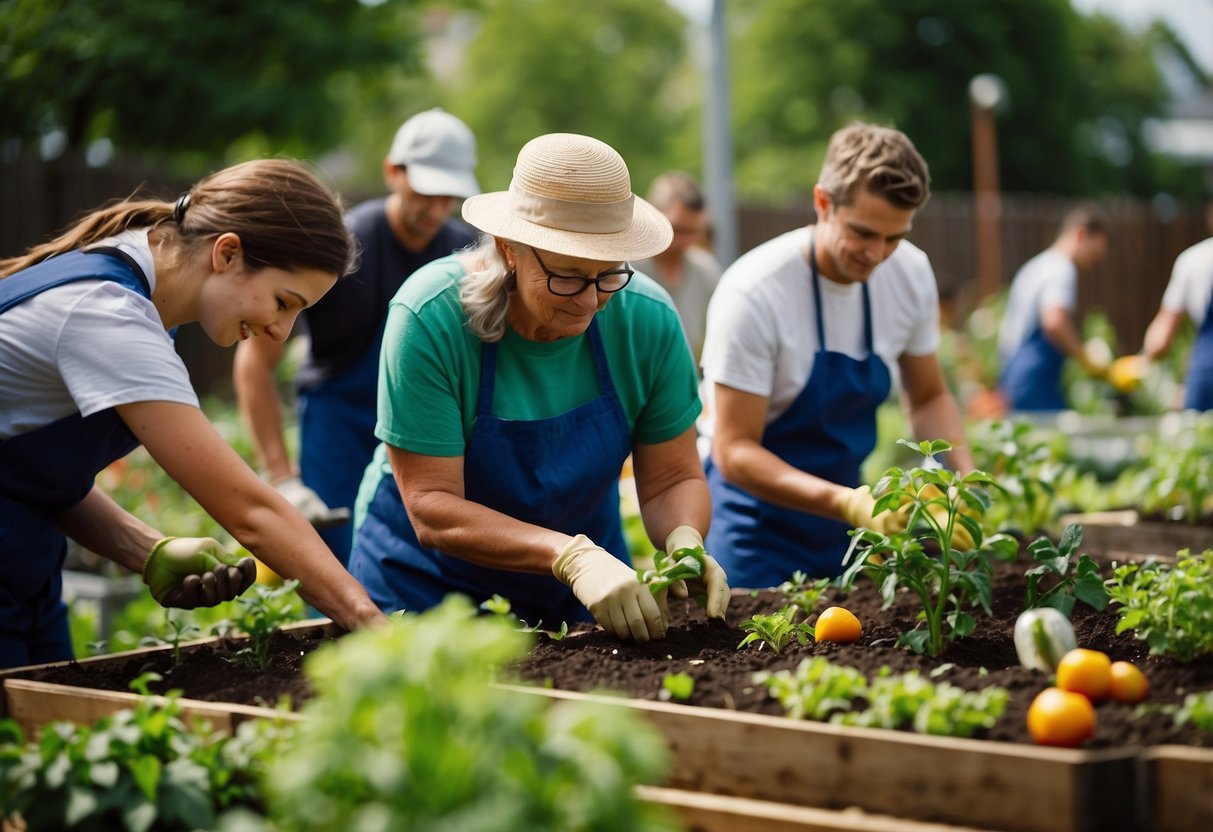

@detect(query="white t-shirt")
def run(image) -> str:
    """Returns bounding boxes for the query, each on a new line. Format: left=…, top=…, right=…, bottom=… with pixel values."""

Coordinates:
left=699, top=227, right=940, bottom=441
left=1160, top=237, right=1213, bottom=327
left=0, top=229, right=199, bottom=439
left=997, top=248, right=1076, bottom=364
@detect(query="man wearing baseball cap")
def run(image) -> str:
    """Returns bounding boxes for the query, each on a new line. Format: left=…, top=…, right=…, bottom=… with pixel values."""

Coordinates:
left=233, top=109, right=480, bottom=565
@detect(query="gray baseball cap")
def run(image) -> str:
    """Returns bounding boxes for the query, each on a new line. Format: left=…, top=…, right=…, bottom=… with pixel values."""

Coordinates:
left=387, top=108, right=480, bottom=199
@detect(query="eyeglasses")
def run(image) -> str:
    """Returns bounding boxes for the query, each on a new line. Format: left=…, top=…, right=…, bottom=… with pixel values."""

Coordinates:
left=529, top=246, right=633, bottom=297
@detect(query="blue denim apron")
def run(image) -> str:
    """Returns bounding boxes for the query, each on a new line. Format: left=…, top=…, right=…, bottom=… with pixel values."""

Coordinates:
left=1000, top=325, right=1066, bottom=411
left=0, top=250, right=152, bottom=668
left=1184, top=290, right=1213, bottom=410
left=706, top=233, right=891, bottom=587
left=297, top=329, right=382, bottom=565
left=349, top=319, right=632, bottom=626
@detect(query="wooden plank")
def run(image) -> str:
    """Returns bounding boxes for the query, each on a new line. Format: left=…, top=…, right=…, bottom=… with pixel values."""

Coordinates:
left=1139, top=745, right=1213, bottom=832
left=636, top=786, right=996, bottom=832
left=505, top=686, right=1137, bottom=832
left=1062, top=512, right=1213, bottom=562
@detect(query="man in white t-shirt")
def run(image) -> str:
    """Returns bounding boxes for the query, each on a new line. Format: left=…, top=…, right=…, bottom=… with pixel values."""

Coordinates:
left=701, top=122, right=972, bottom=589
left=996, top=206, right=1110, bottom=411
left=633, top=172, right=722, bottom=363
left=1136, top=203, right=1213, bottom=409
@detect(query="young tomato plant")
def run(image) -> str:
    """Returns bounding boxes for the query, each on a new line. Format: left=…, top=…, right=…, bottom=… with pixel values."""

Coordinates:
left=480, top=593, right=568, bottom=640
left=637, top=543, right=706, bottom=596
left=778, top=570, right=830, bottom=612
left=1105, top=549, right=1213, bottom=662
left=224, top=579, right=303, bottom=672
left=1023, top=524, right=1109, bottom=615
left=841, top=438, right=1018, bottom=657
left=969, top=419, right=1076, bottom=535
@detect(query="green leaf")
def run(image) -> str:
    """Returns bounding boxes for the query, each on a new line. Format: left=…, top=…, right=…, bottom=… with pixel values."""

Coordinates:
left=65, top=785, right=99, bottom=825
left=129, top=754, right=162, bottom=802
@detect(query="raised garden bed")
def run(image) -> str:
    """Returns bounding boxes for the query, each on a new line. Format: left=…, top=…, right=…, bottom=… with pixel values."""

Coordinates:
left=1060, top=510, right=1213, bottom=563
left=4, top=545, right=1213, bottom=831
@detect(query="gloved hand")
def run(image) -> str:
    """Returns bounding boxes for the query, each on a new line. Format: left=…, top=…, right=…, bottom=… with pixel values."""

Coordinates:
left=1107, top=355, right=1147, bottom=394
left=838, top=485, right=907, bottom=536
left=913, top=484, right=977, bottom=551
left=272, top=475, right=333, bottom=524
left=553, top=534, right=666, bottom=642
left=662, top=525, right=730, bottom=620
left=142, top=537, right=257, bottom=609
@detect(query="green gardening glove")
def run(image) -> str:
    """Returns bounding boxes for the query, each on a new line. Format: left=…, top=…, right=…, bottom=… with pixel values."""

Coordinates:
left=142, top=537, right=258, bottom=609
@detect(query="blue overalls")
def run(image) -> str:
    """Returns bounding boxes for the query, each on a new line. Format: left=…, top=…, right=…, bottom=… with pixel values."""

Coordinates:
left=1000, top=322, right=1066, bottom=411
left=706, top=233, right=891, bottom=588
left=297, top=329, right=382, bottom=564
left=0, top=250, right=153, bottom=668
left=1184, top=290, right=1213, bottom=410
left=349, top=320, right=632, bottom=626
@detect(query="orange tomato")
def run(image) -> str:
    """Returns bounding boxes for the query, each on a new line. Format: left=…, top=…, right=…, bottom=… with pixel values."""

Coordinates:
left=1027, top=687, right=1096, bottom=747
left=1055, top=648, right=1112, bottom=701
left=1107, top=661, right=1149, bottom=703
left=814, top=606, right=862, bottom=643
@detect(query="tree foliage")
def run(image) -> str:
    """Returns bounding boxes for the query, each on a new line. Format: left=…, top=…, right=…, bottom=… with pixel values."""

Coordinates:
left=0, top=0, right=423, bottom=163
left=449, top=0, right=693, bottom=192
left=728, top=0, right=1179, bottom=200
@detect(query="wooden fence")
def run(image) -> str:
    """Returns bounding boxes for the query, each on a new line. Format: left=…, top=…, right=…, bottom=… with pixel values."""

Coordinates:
left=3, top=155, right=1209, bottom=396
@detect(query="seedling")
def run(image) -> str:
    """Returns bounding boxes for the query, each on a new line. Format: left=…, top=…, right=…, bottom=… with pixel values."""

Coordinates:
left=228, top=579, right=302, bottom=672
left=778, top=570, right=830, bottom=612
left=660, top=673, right=695, bottom=702
left=1023, top=524, right=1109, bottom=614
left=841, top=438, right=1018, bottom=657
left=737, top=604, right=813, bottom=653
left=637, top=543, right=707, bottom=601
left=479, top=594, right=569, bottom=640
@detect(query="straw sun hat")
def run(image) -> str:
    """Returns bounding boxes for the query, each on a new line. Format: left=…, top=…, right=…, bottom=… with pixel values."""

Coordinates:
left=461, top=133, right=673, bottom=263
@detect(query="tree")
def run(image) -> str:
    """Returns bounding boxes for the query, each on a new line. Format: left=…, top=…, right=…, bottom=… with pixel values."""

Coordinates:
left=447, top=0, right=693, bottom=192
left=0, top=0, right=423, bottom=166
left=727, top=0, right=1179, bottom=200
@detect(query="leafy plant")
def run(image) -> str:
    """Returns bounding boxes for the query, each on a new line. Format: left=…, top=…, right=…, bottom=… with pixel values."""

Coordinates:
left=636, top=544, right=706, bottom=596
left=660, top=673, right=695, bottom=702
left=1173, top=690, right=1213, bottom=732
left=1105, top=549, right=1213, bottom=662
left=969, top=419, right=1077, bottom=534
left=1023, top=524, right=1109, bottom=615
left=226, top=579, right=303, bottom=673
left=1123, top=415, right=1213, bottom=522
left=737, top=605, right=813, bottom=653
left=841, top=439, right=1018, bottom=657
left=0, top=673, right=284, bottom=831
left=778, top=570, right=830, bottom=612
left=757, top=658, right=1008, bottom=738
left=256, top=595, right=675, bottom=831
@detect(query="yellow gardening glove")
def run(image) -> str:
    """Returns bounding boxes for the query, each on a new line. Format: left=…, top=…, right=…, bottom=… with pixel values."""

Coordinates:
left=553, top=534, right=667, bottom=642
left=142, top=537, right=257, bottom=609
left=1107, top=355, right=1147, bottom=394
left=662, top=525, right=730, bottom=620
left=839, top=485, right=907, bottom=536
left=914, top=485, right=977, bottom=551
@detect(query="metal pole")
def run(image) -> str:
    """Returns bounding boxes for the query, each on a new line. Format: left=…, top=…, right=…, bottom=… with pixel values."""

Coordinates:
left=704, top=0, right=737, bottom=267
left=969, top=74, right=1006, bottom=301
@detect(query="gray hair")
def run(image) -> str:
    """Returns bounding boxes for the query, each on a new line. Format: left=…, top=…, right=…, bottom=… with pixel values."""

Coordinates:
left=459, top=235, right=517, bottom=342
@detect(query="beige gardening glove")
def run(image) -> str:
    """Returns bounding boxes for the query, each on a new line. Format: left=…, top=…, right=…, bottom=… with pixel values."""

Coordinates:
left=838, top=485, right=907, bottom=536
left=663, top=525, right=730, bottom=620
left=142, top=537, right=257, bottom=609
left=553, top=534, right=667, bottom=643
left=272, top=475, right=333, bottom=525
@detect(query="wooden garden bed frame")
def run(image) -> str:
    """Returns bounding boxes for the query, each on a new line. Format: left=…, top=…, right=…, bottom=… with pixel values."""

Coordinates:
left=2, top=623, right=1210, bottom=831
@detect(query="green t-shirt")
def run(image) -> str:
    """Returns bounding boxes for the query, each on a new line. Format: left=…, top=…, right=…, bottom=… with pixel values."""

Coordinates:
left=371, top=252, right=701, bottom=458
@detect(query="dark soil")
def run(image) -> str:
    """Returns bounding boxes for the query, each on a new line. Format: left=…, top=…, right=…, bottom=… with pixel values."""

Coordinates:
left=511, top=555, right=1213, bottom=750
left=14, top=555, right=1213, bottom=750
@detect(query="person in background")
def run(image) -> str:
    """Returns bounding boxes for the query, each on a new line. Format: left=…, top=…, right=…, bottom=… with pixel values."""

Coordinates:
left=348, top=133, right=729, bottom=642
left=0, top=159, right=386, bottom=669
left=701, top=122, right=973, bottom=589
left=1126, top=201, right=1213, bottom=409
left=996, top=206, right=1111, bottom=411
left=632, top=172, right=722, bottom=362
left=233, top=108, right=479, bottom=564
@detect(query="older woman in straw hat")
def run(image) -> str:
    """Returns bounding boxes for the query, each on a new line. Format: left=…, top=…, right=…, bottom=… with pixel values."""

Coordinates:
left=348, top=133, right=729, bottom=642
